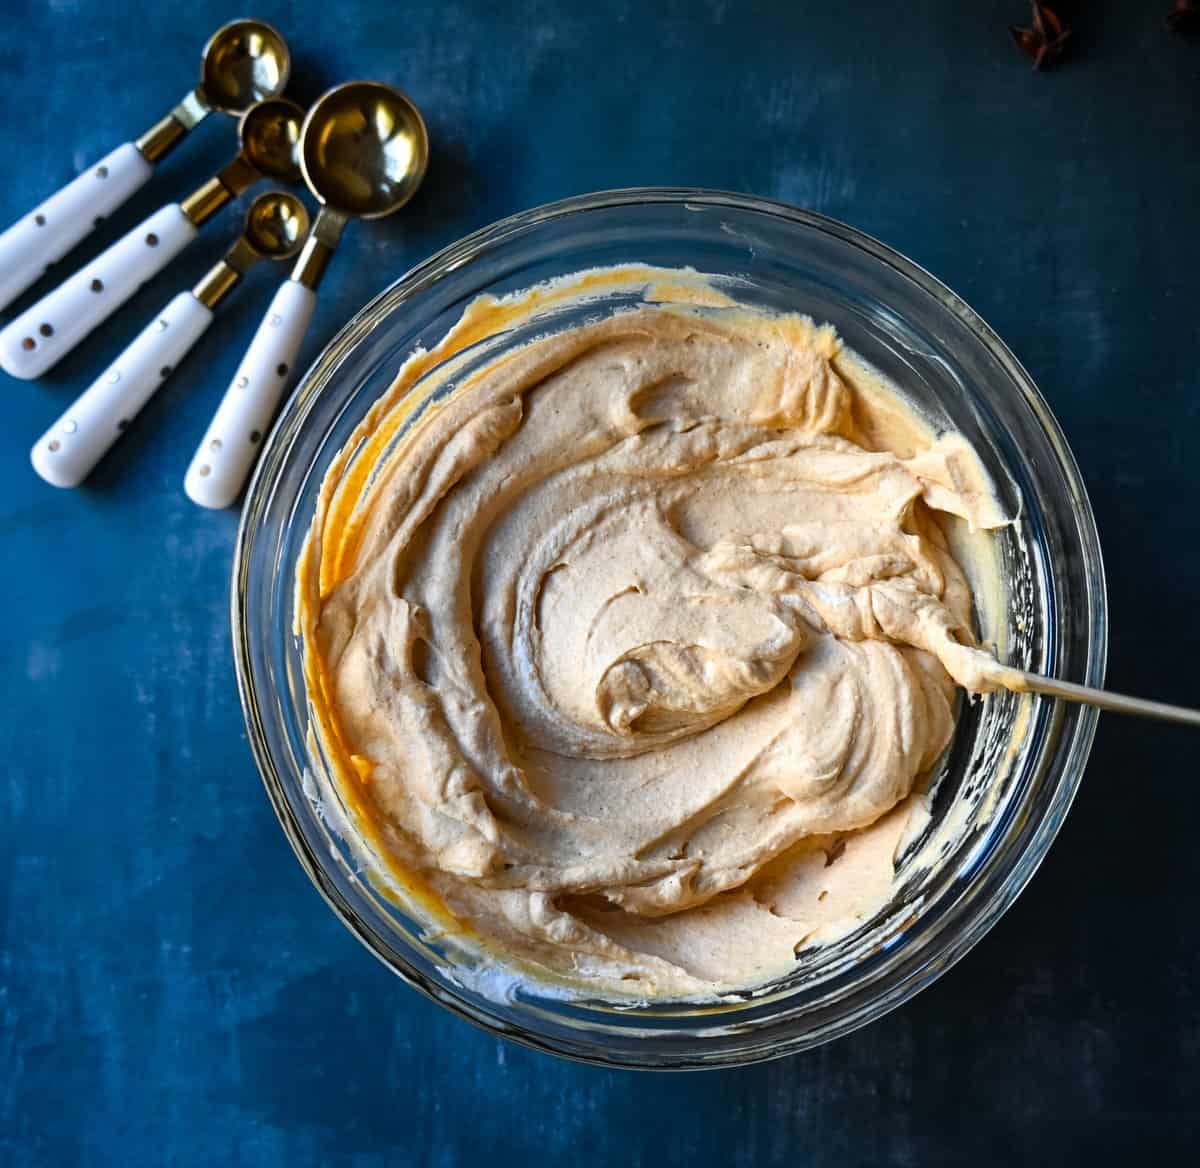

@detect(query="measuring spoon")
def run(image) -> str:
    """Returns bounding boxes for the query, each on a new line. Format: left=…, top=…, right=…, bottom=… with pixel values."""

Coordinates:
left=184, top=81, right=428, bottom=509
left=0, top=20, right=290, bottom=313
left=1, top=99, right=304, bottom=380
left=31, top=191, right=309, bottom=488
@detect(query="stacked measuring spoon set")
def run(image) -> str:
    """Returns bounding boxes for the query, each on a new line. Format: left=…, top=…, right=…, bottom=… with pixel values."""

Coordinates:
left=3, top=19, right=429, bottom=507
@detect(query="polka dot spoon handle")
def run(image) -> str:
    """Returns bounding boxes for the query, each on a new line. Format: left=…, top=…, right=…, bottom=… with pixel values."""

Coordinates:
left=0, top=144, right=153, bottom=314
left=30, top=291, right=212, bottom=488
left=0, top=203, right=197, bottom=380
left=184, top=278, right=316, bottom=509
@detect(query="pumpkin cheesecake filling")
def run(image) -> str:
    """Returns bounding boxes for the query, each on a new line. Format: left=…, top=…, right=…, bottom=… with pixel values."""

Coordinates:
left=297, top=270, right=1012, bottom=997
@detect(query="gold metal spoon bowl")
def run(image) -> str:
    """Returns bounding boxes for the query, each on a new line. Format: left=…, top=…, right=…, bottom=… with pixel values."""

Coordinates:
left=243, top=190, right=310, bottom=258
left=180, top=98, right=305, bottom=228
left=291, top=81, right=429, bottom=287
left=237, top=99, right=305, bottom=185
left=199, top=20, right=290, bottom=114
left=138, top=19, right=292, bottom=163
left=194, top=190, right=311, bottom=309
left=300, top=80, right=430, bottom=217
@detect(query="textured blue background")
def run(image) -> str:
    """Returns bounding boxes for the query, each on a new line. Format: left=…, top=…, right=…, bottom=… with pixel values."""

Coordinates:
left=2, top=1, right=1198, bottom=1164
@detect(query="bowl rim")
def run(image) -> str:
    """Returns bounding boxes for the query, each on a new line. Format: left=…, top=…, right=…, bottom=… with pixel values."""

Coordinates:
left=232, top=186, right=1108, bottom=1068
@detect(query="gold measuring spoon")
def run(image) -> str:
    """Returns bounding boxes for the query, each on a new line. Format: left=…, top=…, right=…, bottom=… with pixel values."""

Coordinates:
left=1, top=99, right=304, bottom=380
left=185, top=81, right=428, bottom=509
left=31, top=191, right=309, bottom=489
left=0, top=20, right=289, bottom=314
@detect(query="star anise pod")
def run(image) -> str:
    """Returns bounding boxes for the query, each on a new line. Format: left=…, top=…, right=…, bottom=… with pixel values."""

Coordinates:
left=1166, top=0, right=1200, bottom=32
left=1010, top=2, right=1072, bottom=70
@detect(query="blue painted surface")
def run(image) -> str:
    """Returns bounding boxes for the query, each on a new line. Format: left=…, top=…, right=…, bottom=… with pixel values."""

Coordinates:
left=2, top=1, right=1198, bottom=1163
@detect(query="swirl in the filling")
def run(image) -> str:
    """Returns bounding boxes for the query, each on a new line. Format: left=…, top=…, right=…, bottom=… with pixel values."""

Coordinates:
left=299, top=281, right=1009, bottom=995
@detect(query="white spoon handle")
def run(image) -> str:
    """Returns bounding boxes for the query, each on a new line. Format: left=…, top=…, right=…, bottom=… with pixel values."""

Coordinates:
left=31, top=291, right=212, bottom=488
left=0, top=203, right=197, bottom=380
left=184, top=279, right=316, bottom=509
left=1013, top=670, right=1200, bottom=728
left=0, top=143, right=153, bottom=313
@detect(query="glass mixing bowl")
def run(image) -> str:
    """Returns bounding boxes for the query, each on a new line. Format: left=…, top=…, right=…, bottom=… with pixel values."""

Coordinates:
left=232, top=189, right=1105, bottom=1068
